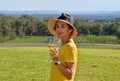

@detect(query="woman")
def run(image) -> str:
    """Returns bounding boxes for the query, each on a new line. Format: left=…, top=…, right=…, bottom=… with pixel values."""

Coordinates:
left=48, top=13, right=78, bottom=81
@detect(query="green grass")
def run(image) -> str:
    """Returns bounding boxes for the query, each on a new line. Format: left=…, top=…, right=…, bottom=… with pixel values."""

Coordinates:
left=0, top=47, right=50, bottom=81
left=5, top=36, right=120, bottom=44
left=75, top=47, right=120, bottom=81
left=74, top=35, right=120, bottom=44
left=0, top=47, right=120, bottom=81
left=6, top=36, right=48, bottom=43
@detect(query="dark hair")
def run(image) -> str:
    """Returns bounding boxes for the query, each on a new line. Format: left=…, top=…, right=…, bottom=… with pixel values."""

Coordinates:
left=68, top=24, right=73, bottom=29
left=68, top=24, right=74, bottom=35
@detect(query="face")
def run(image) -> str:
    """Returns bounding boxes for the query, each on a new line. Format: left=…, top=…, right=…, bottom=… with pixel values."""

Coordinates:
left=55, top=21, right=73, bottom=38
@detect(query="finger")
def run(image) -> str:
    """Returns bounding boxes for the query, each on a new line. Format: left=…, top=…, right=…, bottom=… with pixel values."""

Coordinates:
left=54, top=47, right=58, bottom=53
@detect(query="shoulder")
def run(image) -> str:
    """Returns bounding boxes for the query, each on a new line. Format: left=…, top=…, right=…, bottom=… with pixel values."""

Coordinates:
left=64, top=43, right=77, bottom=50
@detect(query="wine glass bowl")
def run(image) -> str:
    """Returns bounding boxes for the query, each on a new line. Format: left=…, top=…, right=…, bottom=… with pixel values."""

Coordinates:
left=48, top=45, right=57, bottom=51
left=48, top=36, right=58, bottom=62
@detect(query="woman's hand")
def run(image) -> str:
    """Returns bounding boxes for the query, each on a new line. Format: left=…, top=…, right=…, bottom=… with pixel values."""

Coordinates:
left=49, top=48, right=58, bottom=61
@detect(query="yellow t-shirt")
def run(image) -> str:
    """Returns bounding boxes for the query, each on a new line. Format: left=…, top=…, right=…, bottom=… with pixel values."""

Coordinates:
left=49, top=43, right=77, bottom=81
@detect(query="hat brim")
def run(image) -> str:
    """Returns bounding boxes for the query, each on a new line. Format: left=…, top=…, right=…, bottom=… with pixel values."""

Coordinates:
left=48, top=18, right=77, bottom=37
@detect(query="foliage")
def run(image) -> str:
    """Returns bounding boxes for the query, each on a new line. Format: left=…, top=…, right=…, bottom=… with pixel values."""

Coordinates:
left=0, top=15, right=120, bottom=42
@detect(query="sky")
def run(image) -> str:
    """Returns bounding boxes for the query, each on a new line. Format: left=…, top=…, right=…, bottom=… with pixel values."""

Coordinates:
left=0, top=0, right=120, bottom=11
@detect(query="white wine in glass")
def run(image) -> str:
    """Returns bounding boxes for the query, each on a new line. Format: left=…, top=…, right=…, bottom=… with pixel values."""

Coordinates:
left=48, top=36, right=58, bottom=62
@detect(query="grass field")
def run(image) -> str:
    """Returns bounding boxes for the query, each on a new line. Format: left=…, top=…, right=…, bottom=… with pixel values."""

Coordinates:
left=74, top=36, right=120, bottom=44
left=5, top=36, right=48, bottom=43
left=0, top=47, right=120, bottom=81
left=5, top=36, right=120, bottom=44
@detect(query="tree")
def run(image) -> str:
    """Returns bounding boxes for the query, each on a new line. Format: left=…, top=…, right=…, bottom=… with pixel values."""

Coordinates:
left=36, top=20, right=48, bottom=36
left=116, top=30, right=120, bottom=39
left=114, top=18, right=120, bottom=39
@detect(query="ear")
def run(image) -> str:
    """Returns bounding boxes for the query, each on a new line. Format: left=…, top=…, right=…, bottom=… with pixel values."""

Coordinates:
left=69, top=29, right=73, bottom=33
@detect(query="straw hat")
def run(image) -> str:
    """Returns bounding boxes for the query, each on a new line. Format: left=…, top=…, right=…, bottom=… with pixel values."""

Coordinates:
left=47, top=13, right=77, bottom=37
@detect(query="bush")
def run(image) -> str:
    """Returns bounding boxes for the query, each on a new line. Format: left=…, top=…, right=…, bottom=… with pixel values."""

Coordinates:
left=0, top=36, right=9, bottom=43
left=116, top=31, right=120, bottom=39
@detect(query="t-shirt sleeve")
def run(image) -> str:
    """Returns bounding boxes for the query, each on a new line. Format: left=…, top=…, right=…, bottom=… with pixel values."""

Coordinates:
left=64, top=44, right=77, bottom=63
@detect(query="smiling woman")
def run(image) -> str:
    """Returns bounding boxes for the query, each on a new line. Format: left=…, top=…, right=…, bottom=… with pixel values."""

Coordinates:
left=47, top=13, right=78, bottom=81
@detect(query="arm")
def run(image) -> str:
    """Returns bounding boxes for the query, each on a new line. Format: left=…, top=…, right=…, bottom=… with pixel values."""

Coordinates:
left=49, top=47, right=76, bottom=80
left=55, top=60, right=75, bottom=80
left=50, top=52, right=75, bottom=80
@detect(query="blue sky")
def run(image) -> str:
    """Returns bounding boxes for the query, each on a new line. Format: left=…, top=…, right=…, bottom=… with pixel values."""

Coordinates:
left=0, top=0, right=120, bottom=11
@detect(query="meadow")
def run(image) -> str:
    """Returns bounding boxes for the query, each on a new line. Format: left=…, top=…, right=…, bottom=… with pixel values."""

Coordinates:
left=5, top=36, right=120, bottom=44
left=0, top=47, right=120, bottom=81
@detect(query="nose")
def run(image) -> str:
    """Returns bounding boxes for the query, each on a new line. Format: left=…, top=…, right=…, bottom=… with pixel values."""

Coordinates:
left=56, top=27, right=62, bottom=32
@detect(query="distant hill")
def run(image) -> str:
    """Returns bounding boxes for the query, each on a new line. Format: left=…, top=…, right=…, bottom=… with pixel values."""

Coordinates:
left=0, top=10, right=120, bottom=15
left=0, top=10, right=120, bottom=20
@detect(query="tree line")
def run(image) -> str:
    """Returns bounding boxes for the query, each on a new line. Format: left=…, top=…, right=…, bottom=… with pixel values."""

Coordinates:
left=0, top=15, right=120, bottom=42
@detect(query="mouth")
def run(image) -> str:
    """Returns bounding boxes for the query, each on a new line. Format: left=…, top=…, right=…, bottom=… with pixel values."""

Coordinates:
left=57, top=32, right=64, bottom=36
left=58, top=32, right=63, bottom=35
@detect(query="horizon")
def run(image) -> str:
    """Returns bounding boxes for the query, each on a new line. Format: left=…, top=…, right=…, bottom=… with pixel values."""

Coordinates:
left=0, top=10, right=120, bottom=15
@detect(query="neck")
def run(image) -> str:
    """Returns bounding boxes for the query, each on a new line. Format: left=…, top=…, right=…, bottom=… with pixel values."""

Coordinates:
left=60, top=36, right=72, bottom=45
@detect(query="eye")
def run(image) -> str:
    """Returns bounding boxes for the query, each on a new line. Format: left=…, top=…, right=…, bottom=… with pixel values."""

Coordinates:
left=61, top=25, right=66, bottom=28
left=55, top=25, right=59, bottom=29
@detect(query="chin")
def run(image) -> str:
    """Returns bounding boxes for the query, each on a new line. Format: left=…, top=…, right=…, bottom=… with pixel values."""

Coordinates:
left=58, top=35, right=63, bottom=38
left=58, top=35, right=62, bottom=38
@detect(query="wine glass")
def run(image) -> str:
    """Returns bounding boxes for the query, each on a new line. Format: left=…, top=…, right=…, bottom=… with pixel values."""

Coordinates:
left=48, top=36, right=58, bottom=62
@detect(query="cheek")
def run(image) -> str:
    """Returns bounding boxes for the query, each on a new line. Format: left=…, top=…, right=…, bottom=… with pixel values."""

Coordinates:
left=64, top=29, right=71, bottom=35
left=61, top=29, right=68, bottom=33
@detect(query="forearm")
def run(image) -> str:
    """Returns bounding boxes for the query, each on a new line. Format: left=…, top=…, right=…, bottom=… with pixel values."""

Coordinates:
left=53, top=58, right=74, bottom=80
left=50, top=51, right=74, bottom=80
left=56, top=63, right=73, bottom=80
